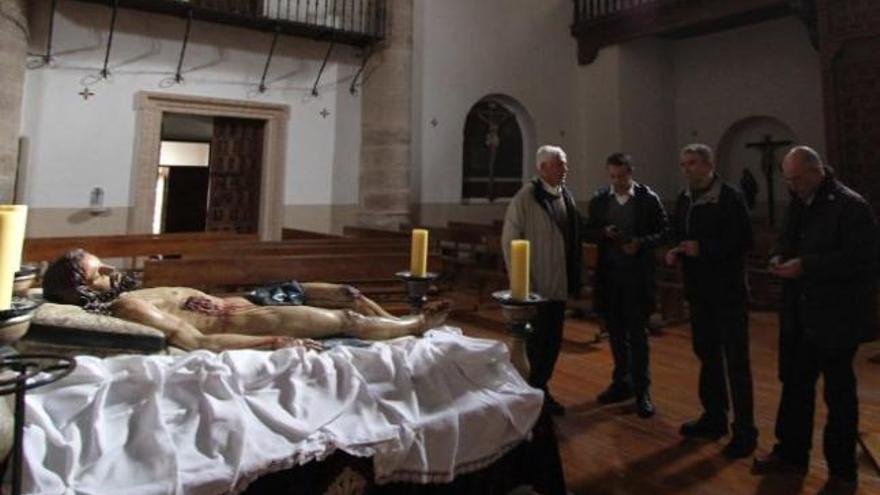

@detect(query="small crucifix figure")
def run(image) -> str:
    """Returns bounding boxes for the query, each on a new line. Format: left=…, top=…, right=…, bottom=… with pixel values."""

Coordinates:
left=476, top=102, right=513, bottom=201
left=746, top=134, right=793, bottom=225
left=78, top=87, right=95, bottom=100
left=319, top=108, right=330, bottom=119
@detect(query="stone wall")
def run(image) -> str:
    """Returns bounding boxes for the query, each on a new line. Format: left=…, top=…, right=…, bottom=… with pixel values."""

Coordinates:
left=0, top=0, right=27, bottom=203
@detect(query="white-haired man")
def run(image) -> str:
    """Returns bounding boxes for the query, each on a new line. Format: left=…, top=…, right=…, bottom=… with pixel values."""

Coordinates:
left=502, top=145, right=584, bottom=416
left=753, top=146, right=877, bottom=495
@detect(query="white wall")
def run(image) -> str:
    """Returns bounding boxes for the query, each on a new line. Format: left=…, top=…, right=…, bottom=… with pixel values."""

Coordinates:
left=413, top=0, right=584, bottom=209
left=672, top=17, right=824, bottom=187
left=21, top=0, right=362, bottom=234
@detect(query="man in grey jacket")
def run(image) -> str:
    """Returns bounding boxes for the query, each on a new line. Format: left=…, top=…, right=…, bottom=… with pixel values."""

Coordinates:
left=502, top=145, right=583, bottom=416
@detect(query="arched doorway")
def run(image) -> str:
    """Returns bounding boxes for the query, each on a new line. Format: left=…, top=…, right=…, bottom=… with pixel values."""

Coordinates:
left=461, top=95, right=535, bottom=202
left=717, top=116, right=797, bottom=225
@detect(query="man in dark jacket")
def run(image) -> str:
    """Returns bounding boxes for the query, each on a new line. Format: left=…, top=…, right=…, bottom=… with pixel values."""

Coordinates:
left=753, top=146, right=877, bottom=495
left=666, top=143, right=758, bottom=459
left=584, top=152, right=668, bottom=418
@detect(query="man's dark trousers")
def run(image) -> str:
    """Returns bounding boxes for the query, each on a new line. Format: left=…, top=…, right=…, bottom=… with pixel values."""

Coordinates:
left=774, top=311, right=859, bottom=479
left=689, top=293, right=755, bottom=436
left=605, top=274, right=650, bottom=394
left=528, top=300, right=566, bottom=390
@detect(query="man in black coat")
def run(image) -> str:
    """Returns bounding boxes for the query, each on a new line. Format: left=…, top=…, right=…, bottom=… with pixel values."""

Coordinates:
left=753, top=146, right=877, bottom=495
left=583, top=152, right=668, bottom=418
left=666, top=144, right=758, bottom=459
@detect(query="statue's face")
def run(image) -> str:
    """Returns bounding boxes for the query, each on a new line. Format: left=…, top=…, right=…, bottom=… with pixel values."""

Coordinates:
left=79, top=253, right=118, bottom=293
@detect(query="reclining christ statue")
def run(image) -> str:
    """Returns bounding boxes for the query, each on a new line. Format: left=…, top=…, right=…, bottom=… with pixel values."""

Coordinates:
left=41, top=249, right=450, bottom=352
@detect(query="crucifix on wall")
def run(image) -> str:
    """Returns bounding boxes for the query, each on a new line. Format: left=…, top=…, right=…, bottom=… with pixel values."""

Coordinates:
left=476, top=102, right=513, bottom=201
left=746, top=134, right=793, bottom=225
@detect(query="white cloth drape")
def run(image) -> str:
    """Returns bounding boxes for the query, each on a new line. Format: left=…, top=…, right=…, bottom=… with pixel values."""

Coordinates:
left=17, top=327, right=543, bottom=495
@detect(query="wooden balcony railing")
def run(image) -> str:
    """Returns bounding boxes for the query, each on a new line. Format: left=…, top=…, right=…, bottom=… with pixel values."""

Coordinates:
left=75, top=0, right=386, bottom=47
left=571, top=0, right=814, bottom=65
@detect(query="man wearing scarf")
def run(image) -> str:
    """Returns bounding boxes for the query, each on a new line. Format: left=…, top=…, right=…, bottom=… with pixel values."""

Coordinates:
left=502, top=145, right=583, bottom=416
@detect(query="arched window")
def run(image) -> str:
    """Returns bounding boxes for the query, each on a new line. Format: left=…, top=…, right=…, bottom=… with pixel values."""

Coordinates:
left=462, top=98, right=525, bottom=201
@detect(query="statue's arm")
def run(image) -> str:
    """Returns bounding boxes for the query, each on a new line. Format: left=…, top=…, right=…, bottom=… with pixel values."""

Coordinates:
left=109, top=297, right=295, bottom=352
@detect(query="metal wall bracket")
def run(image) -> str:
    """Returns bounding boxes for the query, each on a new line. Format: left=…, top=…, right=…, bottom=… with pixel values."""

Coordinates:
left=174, top=9, right=194, bottom=84
left=258, top=26, right=281, bottom=93
left=311, top=37, right=336, bottom=97
left=42, top=0, right=59, bottom=65
left=100, top=0, right=119, bottom=79
left=349, top=45, right=374, bottom=95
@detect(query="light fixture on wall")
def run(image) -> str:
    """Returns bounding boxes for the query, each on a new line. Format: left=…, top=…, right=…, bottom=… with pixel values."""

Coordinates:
left=89, top=186, right=109, bottom=216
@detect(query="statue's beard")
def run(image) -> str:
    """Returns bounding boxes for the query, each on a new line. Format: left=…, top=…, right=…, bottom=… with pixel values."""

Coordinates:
left=79, top=270, right=141, bottom=312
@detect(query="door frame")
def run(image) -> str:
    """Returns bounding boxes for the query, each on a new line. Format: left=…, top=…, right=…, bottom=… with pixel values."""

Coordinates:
left=131, top=91, right=289, bottom=240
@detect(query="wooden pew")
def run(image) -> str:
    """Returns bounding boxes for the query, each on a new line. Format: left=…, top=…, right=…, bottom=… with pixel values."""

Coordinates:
left=181, top=240, right=412, bottom=259
left=24, top=232, right=259, bottom=263
left=281, top=228, right=339, bottom=240
left=143, top=253, right=441, bottom=295
left=342, top=226, right=409, bottom=239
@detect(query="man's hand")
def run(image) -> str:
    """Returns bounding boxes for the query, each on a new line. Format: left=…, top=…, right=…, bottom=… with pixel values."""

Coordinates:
left=605, top=225, right=620, bottom=240
left=622, top=238, right=641, bottom=256
left=771, top=258, right=803, bottom=279
left=680, top=240, right=700, bottom=257
left=665, top=247, right=681, bottom=266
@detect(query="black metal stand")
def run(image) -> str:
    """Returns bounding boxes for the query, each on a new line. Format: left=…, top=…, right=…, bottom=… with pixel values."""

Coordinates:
left=395, top=271, right=437, bottom=315
left=492, top=290, right=544, bottom=379
left=0, top=355, right=76, bottom=495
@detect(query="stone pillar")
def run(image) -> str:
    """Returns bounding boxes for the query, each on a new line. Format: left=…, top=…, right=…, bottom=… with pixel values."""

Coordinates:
left=0, top=0, right=28, bottom=203
left=357, top=0, right=412, bottom=230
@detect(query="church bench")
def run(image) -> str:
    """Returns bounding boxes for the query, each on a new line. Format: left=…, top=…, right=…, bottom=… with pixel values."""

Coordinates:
left=24, top=232, right=258, bottom=263
left=342, top=226, right=410, bottom=238
left=180, top=239, right=413, bottom=259
left=281, top=228, right=340, bottom=240
left=141, top=253, right=442, bottom=309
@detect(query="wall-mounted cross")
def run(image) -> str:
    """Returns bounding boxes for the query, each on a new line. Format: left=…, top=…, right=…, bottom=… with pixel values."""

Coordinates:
left=319, top=108, right=330, bottom=118
left=78, top=87, right=95, bottom=100
left=430, top=117, right=439, bottom=127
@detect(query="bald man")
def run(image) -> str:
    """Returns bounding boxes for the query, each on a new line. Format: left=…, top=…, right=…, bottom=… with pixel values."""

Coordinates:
left=753, top=147, right=878, bottom=495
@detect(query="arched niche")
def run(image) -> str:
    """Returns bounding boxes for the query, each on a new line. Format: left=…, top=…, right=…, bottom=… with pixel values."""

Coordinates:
left=461, top=94, right=536, bottom=203
left=717, top=116, right=797, bottom=225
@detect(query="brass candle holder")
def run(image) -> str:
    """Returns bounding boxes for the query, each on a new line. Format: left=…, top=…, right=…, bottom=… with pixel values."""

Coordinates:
left=395, top=271, right=438, bottom=314
left=492, top=290, right=544, bottom=379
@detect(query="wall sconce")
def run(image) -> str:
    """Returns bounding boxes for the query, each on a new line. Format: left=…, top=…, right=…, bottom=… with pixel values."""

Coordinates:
left=89, top=186, right=109, bottom=216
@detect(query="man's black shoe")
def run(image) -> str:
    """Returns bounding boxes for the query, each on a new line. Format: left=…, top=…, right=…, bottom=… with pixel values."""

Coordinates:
left=636, top=393, right=655, bottom=418
left=544, top=394, right=566, bottom=416
left=817, top=476, right=858, bottom=495
left=751, top=450, right=808, bottom=476
left=679, top=416, right=728, bottom=439
left=722, top=434, right=757, bottom=459
left=596, top=384, right=634, bottom=404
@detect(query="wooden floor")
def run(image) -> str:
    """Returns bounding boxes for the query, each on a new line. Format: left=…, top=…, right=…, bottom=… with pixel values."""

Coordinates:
left=450, top=310, right=880, bottom=495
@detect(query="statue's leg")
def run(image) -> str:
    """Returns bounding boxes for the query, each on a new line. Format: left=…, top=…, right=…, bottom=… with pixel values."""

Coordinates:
left=222, top=301, right=450, bottom=340
left=299, top=282, right=393, bottom=318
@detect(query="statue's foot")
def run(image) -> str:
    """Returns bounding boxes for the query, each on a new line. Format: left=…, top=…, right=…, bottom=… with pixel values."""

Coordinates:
left=421, top=300, right=452, bottom=330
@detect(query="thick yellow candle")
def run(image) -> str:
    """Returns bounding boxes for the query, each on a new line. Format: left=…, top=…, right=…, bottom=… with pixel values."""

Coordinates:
left=0, top=208, right=26, bottom=310
left=0, top=205, right=27, bottom=272
left=410, top=229, right=429, bottom=277
left=510, top=239, right=530, bottom=301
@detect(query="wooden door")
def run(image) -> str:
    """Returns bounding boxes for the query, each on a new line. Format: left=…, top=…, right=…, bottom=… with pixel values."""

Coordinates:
left=206, top=117, right=265, bottom=233
left=163, top=167, right=209, bottom=233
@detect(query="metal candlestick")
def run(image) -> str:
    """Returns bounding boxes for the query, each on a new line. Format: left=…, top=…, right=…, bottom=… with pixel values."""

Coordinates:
left=492, top=290, right=545, bottom=379
left=1, top=354, right=75, bottom=495
left=395, top=271, right=438, bottom=314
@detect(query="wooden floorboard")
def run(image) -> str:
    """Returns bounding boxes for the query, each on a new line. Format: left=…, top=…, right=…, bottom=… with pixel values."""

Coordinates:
left=449, top=310, right=880, bottom=495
